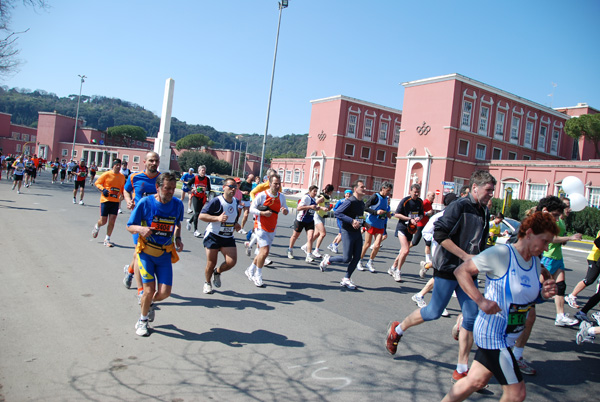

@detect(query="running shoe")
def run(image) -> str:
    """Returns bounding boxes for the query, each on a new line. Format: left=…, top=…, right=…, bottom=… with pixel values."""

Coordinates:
left=137, top=290, right=143, bottom=305
left=244, top=241, right=251, bottom=256
left=305, top=254, right=315, bottom=263
left=287, top=249, right=294, bottom=259
left=452, top=314, right=463, bottom=341
left=92, top=225, right=99, bottom=239
left=252, top=273, right=264, bottom=287
left=193, top=230, right=202, bottom=238
left=319, top=254, right=330, bottom=272
left=123, top=265, right=133, bottom=289
left=17, top=190, right=21, bottom=194
left=387, top=267, right=396, bottom=277
left=357, top=261, right=365, bottom=271
left=340, top=277, right=357, bottom=290
left=576, top=321, right=594, bottom=345
left=104, top=240, right=114, bottom=247
left=79, top=200, right=84, bottom=205
left=245, top=267, right=255, bottom=281
left=575, top=311, right=592, bottom=323
left=591, top=311, right=600, bottom=326
left=451, top=370, right=468, bottom=384
left=367, top=260, right=376, bottom=273
left=385, top=321, right=401, bottom=355
left=312, top=249, right=322, bottom=258
left=213, top=272, right=221, bottom=288
left=135, top=319, right=150, bottom=336
left=327, top=243, right=337, bottom=253
left=203, top=282, right=213, bottom=294
left=441, top=309, right=450, bottom=317
left=264, top=258, right=273, bottom=266
left=516, top=357, right=536, bottom=375
left=186, top=220, right=192, bottom=231
left=411, top=293, right=427, bottom=308
left=73, top=198, right=76, bottom=204
left=187, top=208, right=193, bottom=214
left=300, top=244, right=308, bottom=255
left=148, top=304, right=155, bottom=322
left=118, top=209, right=122, bottom=214
left=393, top=270, right=402, bottom=282
left=565, top=294, right=580, bottom=309
left=555, top=313, right=578, bottom=327
left=419, top=261, right=427, bottom=279
left=238, top=229, right=247, bottom=234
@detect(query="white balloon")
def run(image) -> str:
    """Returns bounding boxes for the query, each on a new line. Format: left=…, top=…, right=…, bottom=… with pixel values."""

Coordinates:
left=569, top=193, right=588, bottom=212
left=562, top=176, right=585, bottom=196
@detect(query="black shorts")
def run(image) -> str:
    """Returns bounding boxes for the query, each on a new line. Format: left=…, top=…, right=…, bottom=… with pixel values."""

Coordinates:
left=583, top=259, right=600, bottom=286
left=52, top=169, right=58, bottom=175
left=74, top=180, right=86, bottom=189
left=396, top=225, right=413, bottom=242
left=411, top=226, right=425, bottom=246
left=100, top=201, right=120, bottom=217
left=203, top=232, right=236, bottom=249
left=474, top=347, right=523, bottom=385
left=293, top=220, right=315, bottom=233
left=14, top=174, right=23, bottom=181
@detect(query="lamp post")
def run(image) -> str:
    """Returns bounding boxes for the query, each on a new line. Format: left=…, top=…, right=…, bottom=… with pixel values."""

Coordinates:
left=71, top=74, right=86, bottom=160
left=259, top=0, right=289, bottom=180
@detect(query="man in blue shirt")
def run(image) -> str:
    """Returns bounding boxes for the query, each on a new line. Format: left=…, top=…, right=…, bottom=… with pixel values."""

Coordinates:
left=180, top=168, right=195, bottom=214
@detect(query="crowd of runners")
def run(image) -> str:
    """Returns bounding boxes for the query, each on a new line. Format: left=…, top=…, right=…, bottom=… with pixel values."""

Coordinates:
left=5, top=151, right=600, bottom=400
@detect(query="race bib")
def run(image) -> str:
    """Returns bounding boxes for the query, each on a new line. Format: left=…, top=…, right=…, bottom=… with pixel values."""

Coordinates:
left=218, top=222, right=235, bottom=237
left=150, top=216, right=176, bottom=237
left=507, top=303, right=534, bottom=334
left=109, top=187, right=121, bottom=199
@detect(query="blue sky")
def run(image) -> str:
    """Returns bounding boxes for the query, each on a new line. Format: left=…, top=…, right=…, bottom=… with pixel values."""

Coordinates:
left=3, top=0, right=599, bottom=137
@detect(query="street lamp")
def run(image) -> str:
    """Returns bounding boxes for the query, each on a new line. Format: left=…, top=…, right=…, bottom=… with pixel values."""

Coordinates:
left=259, top=0, right=289, bottom=179
left=71, top=74, right=86, bottom=160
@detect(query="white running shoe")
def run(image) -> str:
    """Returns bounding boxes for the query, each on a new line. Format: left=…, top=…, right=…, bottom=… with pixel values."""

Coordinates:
left=555, top=313, right=578, bottom=327
left=203, top=282, right=213, bottom=294
left=305, top=254, right=315, bottom=263
left=135, top=319, right=150, bottom=336
left=264, top=258, right=273, bottom=266
left=187, top=208, right=193, bottom=214
left=576, top=321, right=595, bottom=345
left=331, top=244, right=339, bottom=254
left=245, top=267, right=255, bottom=281
left=244, top=241, right=251, bottom=256
left=73, top=198, right=76, bottom=204
left=441, top=309, right=450, bottom=317
left=194, top=230, right=202, bottom=238
left=79, top=200, right=84, bottom=205
left=213, top=272, right=221, bottom=288
left=319, top=254, right=330, bottom=272
left=419, top=261, right=427, bottom=279
left=118, top=209, right=122, bottom=214
left=340, top=277, right=356, bottom=290
left=357, top=261, right=365, bottom=271
left=388, top=267, right=396, bottom=276
left=592, top=311, right=600, bottom=326
left=312, top=249, right=322, bottom=258
left=252, top=273, right=264, bottom=287
left=148, top=304, right=155, bottom=322
left=367, top=260, right=375, bottom=273
left=393, top=270, right=402, bottom=282
left=300, top=244, right=308, bottom=254
left=327, top=243, right=337, bottom=253
left=411, top=293, right=427, bottom=308
left=287, top=249, right=294, bottom=259
left=238, top=229, right=247, bottom=234
left=186, top=220, right=192, bottom=231
left=565, top=294, right=580, bottom=309
left=92, top=225, right=99, bottom=239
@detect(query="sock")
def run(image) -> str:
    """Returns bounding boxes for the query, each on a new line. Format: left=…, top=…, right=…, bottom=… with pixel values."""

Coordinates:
left=368, top=259, right=373, bottom=264
left=94, top=224, right=99, bottom=230
left=456, top=364, right=468, bottom=374
left=395, top=324, right=404, bottom=336
left=512, top=347, right=524, bottom=360
left=557, top=313, right=564, bottom=319
left=140, top=315, right=148, bottom=321
left=137, top=287, right=143, bottom=294
left=128, top=264, right=134, bottom=274
left=589, top=328, right=595, bottom=336
left=105, top=235, right=110, bottom=241
left=425, top=253, right=431, bottom=263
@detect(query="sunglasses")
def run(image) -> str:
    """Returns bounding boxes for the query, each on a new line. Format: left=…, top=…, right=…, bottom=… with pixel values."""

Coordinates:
left=225, top=184, right=237, bottom=189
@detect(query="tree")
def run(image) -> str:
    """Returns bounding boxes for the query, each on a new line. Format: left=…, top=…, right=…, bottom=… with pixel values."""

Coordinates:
left=0, top=1, right=48, bottom=78
left=107, top=125, right=147, bottom=147
left=175, top=133, right=214, bottom=150
left=177, top=151, right=231, bottom=175
left=564, top=113, right=600, bottom=159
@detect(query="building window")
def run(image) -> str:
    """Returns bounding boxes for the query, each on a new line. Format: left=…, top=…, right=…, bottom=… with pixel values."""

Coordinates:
left=379, top=122, right=388, bottom=143
left=510, top=116, right=520, bottom=143
left=475, top=144, right=486, bottom=160
left=293, top=169, right=300, bottom=183
left=508, top=151, right=517, bottom=160
left=492, top=148, right=502, bottom=160
left=341, top=172, right=351, bottom=188
left=136, top=141, right=142, bottom=146
left=393, top=125, right=400, bottom=145
left=376, top=149, right=386, bottom=162
left=391, top=152, right=397, bottom=165
left=133, top=156, right=140, bottom=163
left=31, top=135, right=36, bottom=142
left=527, top=184, right=547, bottom=201
left=11, top=132, right=20, bottom=140
left=363, top=118, right=373, bottom=140
left=495, top=111, right=506, bottom=138
left=285, top=170, right=292, bottom=183
left=373, top=177, right=382, bottom=191
left=523, top=155, right=531, bottom=160
left=454, top=177, right=466, bottom=194
left=347, top=114, right=357, bottom=137
left=278, top=168, right=284, bottom=178
left=101, top=133, right=105, bottom=138
left=588, top=188, right=600, bottom=209
left=524, top=121, right=534, bottom=148
left=457, top=139, right=469, bottom=156
left=461, top=100, right=473, bottom=130
left=62, top=149, right=68, bottom=157
left=361, top=147, right=371, bottom=159
left=72, top=150, right=78, bottom=157
left=550, top=129, right=559, bottom=154
left=22, top=134, right=30, bottom=142
left=502, top=182, right=521, bottom=199
left=344, top=143, right=355, bottom=157
left=171, top=153, right=176, bottom=160
left=537, top=126, right=547, bottom=151
left=357, top=175, right=367, bottom=189
left=122, top=155, right=129, bottom=162
left=478, top=106, right=489, bottom=135
left=143, top=143, right=149, bottom=148
left=16, top=144, right=22, bottom=152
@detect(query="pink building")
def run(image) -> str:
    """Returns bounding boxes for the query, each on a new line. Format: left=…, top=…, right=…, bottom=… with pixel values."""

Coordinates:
left=0, top=112, right=38, bottom=156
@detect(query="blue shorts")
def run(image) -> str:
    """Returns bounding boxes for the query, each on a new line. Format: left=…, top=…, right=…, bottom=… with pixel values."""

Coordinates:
left=203, top=232, right=236, bottom=249
left=541, top=256, right=565, bottom=275
left=137, top=251, right=173, bottom=286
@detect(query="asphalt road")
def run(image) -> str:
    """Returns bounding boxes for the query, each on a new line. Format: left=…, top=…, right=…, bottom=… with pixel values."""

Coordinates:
left=1, top=173, right=599, bottom=402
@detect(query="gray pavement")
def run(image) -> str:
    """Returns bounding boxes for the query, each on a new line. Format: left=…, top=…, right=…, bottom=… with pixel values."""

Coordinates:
left=1, top=172, right=599, bottom=401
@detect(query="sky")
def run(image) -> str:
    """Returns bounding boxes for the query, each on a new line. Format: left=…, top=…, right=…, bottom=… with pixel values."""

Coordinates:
left=3, top=0, right=600, bottom=137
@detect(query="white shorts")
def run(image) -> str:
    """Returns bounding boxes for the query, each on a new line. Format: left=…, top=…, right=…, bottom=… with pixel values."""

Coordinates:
left=241, top=200, right=251, bottom=208
left=314, top=214, right=325, bottom=225
left=255, top=228, right=276, bottom=248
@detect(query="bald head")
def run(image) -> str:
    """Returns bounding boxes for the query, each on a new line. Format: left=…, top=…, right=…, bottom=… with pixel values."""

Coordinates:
left=426, top=191, right=435, bottom=202
left=144, top=152, right=160, bottom=174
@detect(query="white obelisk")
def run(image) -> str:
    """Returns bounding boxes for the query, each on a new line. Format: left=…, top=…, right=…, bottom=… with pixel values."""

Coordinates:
left=154, top=78, right=175, bottom=173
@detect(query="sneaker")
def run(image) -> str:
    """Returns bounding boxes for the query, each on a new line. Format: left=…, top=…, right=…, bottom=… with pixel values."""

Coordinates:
left=203, top=282, right=213, bottom=294
left=238, top=228, right=247, bottom=234
left=300, top=244, right=308, bottom=255
left=385, top=321, right=401, bottom=355
left=79, top=200, right=84, bottom=205
left=135, top=319, right=150, bottom=336
left=591, top=311, right=600, bottom=326
left=555, top=313, right=578, bottom=327
left=287, top=249, right=294, bottom=259
left=186, top=220, right=192, bottom=231
left=252, top=273, right=264, bottom=287
left=104, top=239, right=114, bottom=247
left=194, top=230, right=202, bottom=238
left=340, top=277, right=356, bottom=290
left=244, top=241, right=252, bottom=256
left=312, top=249, right=322, bottom=258
left=575, top=311, right=592, bottom=323
left=357, top=261, right=365, bottom=271
left=331, top=244, right=339, bottom=254
left=451, top=370, right=468, bottom=384
left=411, top=293, right=427, bottom=308
left=148, top=304, right=155, bottom=322
left=516, top=357, right=536, bottom=375
left=187, top=208, right=193, bottom=214
left=393, top=270, right=402, bottom=282
left=123, top=265, right=133, bottom=289
left=419, top=261, right=427, bottom=279
left=264, top=258, right=273, bottom=266
left=387, top=267, right=396, bottom=276
left=327, top=243, right=336, bottom=253
left=305, top=254, right=315, bottom=263
left=213, top=272, right=221, bottom=288
left=245, top=267, right=255, bottom=281
left=137, top=290, right=143, bottom=305
left=565, top=294, right=580, bottom=309
left=118, top=209, right=122, bottom=214
left=367, top=260, right=375, bottom=273
left=452, top=314, right=463, bottom=341
left=441, top=309, right=450, bottom=317
left=92, top=226, right=99, bottom=239
left=17, top=190, right=21, bottom=194
left=73, top=198, right=76, bottom=204
left=319, top=254, right=330, bottom=272
left=576, top=321, right=595, bottom=345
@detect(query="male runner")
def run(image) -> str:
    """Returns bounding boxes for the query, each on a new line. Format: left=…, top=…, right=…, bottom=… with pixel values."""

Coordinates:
left=92, top=159, right=126, bottom=247
left=180, top=168, right=195, bottom=214
left=72, top=159, right=88, bottom=205
left=199, top=177, right=242, bottom=294
left=186, top=165, right=210, bottom=238
left=358, top=182, right=392, bottom=273
left=238, top=173, right=254, bottom=233
left=59, top=159, right=68, bottom=184
left=288, top=185, right=320, bottom=262
left=50, top=157, right=60, bottom=183
left=11, top=156, right=25, bottom=193
left=89, top=162, right=98, bottom=184
left=415, top=191, right=435, bottom=276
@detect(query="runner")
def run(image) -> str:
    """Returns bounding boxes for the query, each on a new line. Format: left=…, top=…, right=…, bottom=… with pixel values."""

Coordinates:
left=327, top=190, right=352, bottom=254
left=357, top=182, right=392, bottom=273
left=72, top=159, right=88, bottom=205
left=244, top=168, right=276, bottom=265
left=244, top=174, right=289, bottom=287
left=68, top=159, right=77, bottom=182
left=24, top=156, right=35, bottom=188
left=11, top=156, right=25, bottom=194
left=385, top=170, right=496, bottom=387
left=415, top=191, right=436, bottom=276
left=388, top=183, right=424, bottom=282
left=567, top=229, right=600, bottom=312
left=89, top=162, right=98, bottom=184
left=486, top=212, right=505, bottom=247
left=180, top=168, right=195, bottom=214
left=198, top=177, right=242, bottom=294
left=118, top=161, right=131, bottom=214
left=50, top=157, right=60, bottom=183
left=127, top=172, right=184, bottom=336
left=238, top=173, right=254, bottom=233
left=441, top=211, right=558, bottom=402
left=59, top=159, right=68, bottom=184
left=186, top=165, right=210, bottom=238
left=92, top=159, right=126, bottom=247
left=288, top=185, right=320, bottom=262
left=320, top=180, right=368, bottom=290
left=310, top=184, right=334, bottom=258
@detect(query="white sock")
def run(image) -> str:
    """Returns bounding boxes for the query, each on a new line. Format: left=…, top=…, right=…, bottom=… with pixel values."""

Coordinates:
left=256, top=267, right=262, bottom=276
left=425, top=254, right=431, bottom=263
left=105, top=235, right=110, bottom=241
left=557, top=313, right=564, bottom=319
left=140, top=315, right=148, bottom=321
left=395, top=324, right=404, bottom=336
left=512, top=346, right=524, bottom=360
left=456, top=364, right=468, bottom=374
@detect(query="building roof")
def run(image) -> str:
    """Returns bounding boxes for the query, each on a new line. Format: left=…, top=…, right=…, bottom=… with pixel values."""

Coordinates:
left=310, top=95, right=402, bottom=115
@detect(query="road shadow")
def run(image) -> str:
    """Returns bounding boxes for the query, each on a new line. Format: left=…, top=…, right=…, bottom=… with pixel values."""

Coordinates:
left=0, top=204, right=46, bottom=212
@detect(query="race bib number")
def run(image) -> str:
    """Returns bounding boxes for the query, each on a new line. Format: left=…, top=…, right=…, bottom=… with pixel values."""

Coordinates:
left=507, top=303, right=534, bottom=334
left=355, top=216, right=364, bottom=224
left=218, top=222, right=235, bottom=237
left=109, top=187, right=121, bottom=199
left=409, top=211, right=419, bottom=219
left=150, top=216, right=176, bottom=237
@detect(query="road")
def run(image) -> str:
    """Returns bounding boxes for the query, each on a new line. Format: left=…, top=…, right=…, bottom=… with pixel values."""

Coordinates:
left=1, top=173, right=599, bottom=401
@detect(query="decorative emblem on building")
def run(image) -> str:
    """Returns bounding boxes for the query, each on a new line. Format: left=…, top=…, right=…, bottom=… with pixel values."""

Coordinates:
left=416, top=121, right=431, bottom=136
left=318, top=130, right=327, bottom=141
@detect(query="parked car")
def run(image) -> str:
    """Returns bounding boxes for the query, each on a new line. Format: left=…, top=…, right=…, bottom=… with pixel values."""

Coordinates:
left=495, top=218, right=521, bottom=245
left=207, top=175, right=224, bottom=200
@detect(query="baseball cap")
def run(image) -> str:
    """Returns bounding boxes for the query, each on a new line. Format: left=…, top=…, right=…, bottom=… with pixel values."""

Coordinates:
left=344, top=189, right=352, bottom=194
